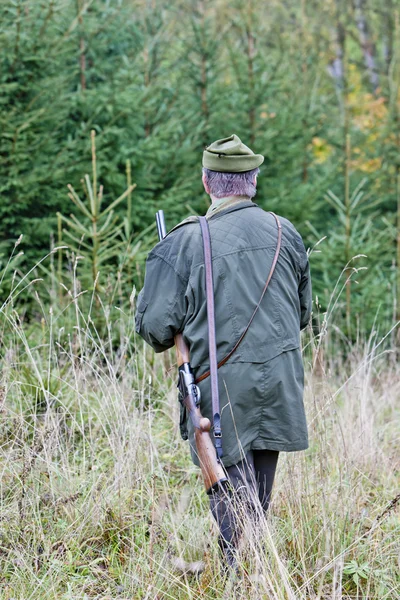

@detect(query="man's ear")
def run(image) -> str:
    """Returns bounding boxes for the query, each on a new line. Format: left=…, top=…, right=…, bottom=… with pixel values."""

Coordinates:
left=202, top=172, right=210, bottom=194
left=253, top=174, right=258, bottom=186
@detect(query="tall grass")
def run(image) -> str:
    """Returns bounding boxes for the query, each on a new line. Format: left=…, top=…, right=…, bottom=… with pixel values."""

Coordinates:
left=0, top=259, right=399, bottom=599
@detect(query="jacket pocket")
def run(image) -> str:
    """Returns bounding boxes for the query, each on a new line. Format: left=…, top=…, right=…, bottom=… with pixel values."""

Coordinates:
left=135, top=299, right=149, bottom=334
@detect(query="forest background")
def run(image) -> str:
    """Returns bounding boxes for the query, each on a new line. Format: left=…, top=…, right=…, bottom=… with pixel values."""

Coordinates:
left=1, top=0, right=400, bottom=335
left=0, top=1, right=399, bottom=599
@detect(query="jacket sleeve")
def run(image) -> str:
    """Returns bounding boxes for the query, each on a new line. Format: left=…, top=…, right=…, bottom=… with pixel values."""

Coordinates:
left=135, top=251, right=188, bottom=353
left=299, top=256, right=312, bottom=330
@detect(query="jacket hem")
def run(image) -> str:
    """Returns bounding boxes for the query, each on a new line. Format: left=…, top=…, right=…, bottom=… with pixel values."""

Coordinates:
left=221, top=441, right=308, bottom=468
left=190, top=438, right=309, bottom=469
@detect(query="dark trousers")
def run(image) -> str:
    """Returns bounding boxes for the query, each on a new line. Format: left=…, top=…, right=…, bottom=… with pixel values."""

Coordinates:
left=209, top=449, right=279, bottom=566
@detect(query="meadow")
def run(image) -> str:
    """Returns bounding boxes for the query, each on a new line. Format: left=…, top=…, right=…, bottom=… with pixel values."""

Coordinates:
left=0, top=256, right=398, bottom=599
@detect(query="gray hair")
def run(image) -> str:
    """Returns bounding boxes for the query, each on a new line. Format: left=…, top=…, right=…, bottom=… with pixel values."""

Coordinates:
left=202, top=167, right=259, bottom=199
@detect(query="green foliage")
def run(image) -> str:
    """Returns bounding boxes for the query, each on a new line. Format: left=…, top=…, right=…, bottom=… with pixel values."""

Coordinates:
left=0, top=236, right=25, bottom=302
left=1, top=0, right=400, bottom=335
left=343, top=559, right=370, bottom=588
left=58, top=130, right=145, bottom=291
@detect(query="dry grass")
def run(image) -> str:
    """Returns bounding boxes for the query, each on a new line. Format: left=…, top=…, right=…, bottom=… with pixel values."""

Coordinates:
left=0, top=286, right=399, bottom=599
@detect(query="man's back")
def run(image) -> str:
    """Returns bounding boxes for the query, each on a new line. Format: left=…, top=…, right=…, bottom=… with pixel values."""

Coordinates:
left=136, top=200, right=311, bottom=374
left=135, top=198, right=311, bottom=467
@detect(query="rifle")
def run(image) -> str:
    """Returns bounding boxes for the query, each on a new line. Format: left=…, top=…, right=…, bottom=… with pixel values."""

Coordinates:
left=155, top=210, right=227, bottom=494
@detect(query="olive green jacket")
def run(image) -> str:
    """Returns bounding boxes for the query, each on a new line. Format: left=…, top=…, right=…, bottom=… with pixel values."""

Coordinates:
left=135, top=199, right=312, bottom=467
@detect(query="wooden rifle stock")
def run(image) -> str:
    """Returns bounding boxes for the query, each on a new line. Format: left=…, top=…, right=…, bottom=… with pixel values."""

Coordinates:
left=156, top=210, right=227, bottom=494
left=174, top=333, right=190, bottom=365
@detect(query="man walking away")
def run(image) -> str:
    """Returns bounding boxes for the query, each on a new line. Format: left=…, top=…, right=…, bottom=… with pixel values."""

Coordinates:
left=135, top=134, right=312, bottom=570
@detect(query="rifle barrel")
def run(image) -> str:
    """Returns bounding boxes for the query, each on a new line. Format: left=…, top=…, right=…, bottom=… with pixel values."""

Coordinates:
left=156, top=210, right=167, bottom=241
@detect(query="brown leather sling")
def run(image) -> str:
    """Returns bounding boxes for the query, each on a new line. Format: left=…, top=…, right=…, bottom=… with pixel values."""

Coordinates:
left=198, top=211, right=282, bottom=457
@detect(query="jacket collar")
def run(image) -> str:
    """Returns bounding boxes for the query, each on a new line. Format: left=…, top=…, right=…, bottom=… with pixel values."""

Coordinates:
left=164, top=199, right=257, bottom=239
left=206, top=195, right=250, bottom=217
left=207, top=197, right=257, bottom=220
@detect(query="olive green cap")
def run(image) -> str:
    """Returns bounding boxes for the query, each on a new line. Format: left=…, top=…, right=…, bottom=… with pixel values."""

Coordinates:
left=202, top=134, right=264, bottom=172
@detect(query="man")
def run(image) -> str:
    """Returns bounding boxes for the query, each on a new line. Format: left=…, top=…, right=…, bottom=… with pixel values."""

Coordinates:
left=135, top=134, right=312, bottom=569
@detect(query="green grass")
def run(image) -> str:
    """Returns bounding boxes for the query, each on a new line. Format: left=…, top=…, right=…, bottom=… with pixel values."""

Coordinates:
left=0, top=281, right=399, bottom=599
